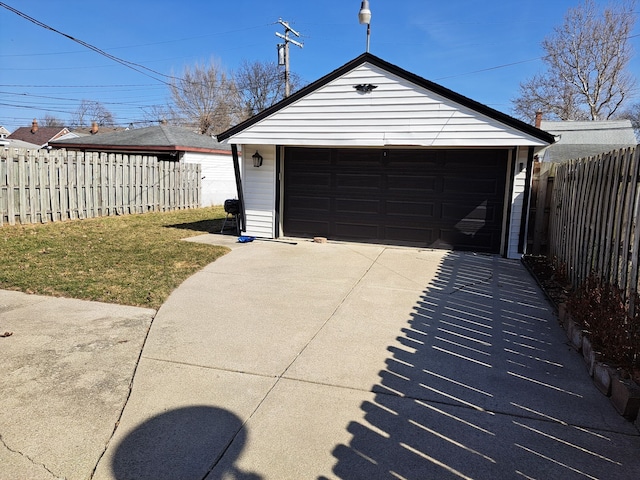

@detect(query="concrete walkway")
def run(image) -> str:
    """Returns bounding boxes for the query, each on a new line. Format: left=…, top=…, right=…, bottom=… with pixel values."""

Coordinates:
left=91, top=236, right=639, bottom=480
left=0, top=291, right=155, bottom=480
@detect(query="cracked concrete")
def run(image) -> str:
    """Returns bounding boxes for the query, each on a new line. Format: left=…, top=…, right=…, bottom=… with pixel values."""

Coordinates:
left=1, top=434, right=64, bottom=480
left=0, top=290, right=154, bottom=480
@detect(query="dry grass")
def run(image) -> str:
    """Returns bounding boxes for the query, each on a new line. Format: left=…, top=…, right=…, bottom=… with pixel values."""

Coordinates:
left=0, top=207, right=230, bottom=309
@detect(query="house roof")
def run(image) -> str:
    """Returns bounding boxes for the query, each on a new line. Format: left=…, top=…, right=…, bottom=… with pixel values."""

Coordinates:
left=50, top=124, right=232, bottom=153
left=71, top=126, right=129, bottom=136
left=539, top=120, right=637, bottom=162
left=0, top=138, right=41, bottom=149
left=8, top=125, right=70, bottom=147
left=217, top=53, right=555, bottom=146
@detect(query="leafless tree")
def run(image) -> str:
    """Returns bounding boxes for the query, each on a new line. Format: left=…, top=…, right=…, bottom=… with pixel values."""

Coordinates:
left=512, top=0, right=636, bottom=123
left=40, top=114, right=65, bottom=127
left=138, top=105, right=177, bottom=128
left=618, top=102, right=640, bottom=140
left=169, top=62, right=241, bottom=135
left=70, top=100, right=115, bottom=128
left=234, top=60, right=304, bottom=116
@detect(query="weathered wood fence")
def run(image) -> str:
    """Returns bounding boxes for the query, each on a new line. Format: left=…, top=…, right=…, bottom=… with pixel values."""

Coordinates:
left=0, top=148, right=201, bottom=226
left=530, top=146, right=640, bottom=311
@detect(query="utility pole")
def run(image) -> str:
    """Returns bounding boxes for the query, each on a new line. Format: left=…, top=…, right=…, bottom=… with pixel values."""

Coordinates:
left=276, top=19, right=303, bottom=97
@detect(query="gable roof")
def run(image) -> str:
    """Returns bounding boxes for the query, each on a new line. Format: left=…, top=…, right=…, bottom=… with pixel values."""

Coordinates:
left=50, top=124, right=231, bottom=153
left=217, top=53, right=555, bottom=146
left=8, top=126, right=70, bottom=147
left=539, top=119, right=637, bottom=162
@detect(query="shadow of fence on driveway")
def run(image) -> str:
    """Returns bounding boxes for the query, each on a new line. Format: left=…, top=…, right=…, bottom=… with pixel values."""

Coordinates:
left=327, top=252, right=640, bottom=479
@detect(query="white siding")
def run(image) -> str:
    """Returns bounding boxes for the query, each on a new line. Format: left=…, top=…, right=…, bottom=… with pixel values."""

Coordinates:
left=507, top=147, right=530, bottom=259
left=182, top=151, right=236, bottom=206
left=242, top=145, right=276, bottom=238
left=227, top=63, right=548, bottom=148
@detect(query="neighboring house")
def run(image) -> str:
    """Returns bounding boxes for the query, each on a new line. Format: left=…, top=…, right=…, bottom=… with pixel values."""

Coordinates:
left=0, top=137, right=41, bottom=149
left=538, top=119, right=637, bottom=162
left=7, top=119, right=70, bottom=148
left=217, top=53, right=555, bottom=259
left=0, top=126, right=10, bottom=139
left=50, top=124, right=237, bottom=206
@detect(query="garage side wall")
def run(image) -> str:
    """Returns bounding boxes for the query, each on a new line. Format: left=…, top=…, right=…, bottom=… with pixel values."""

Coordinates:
left=242, top=145, right=276, bottom=238
left=507, top=147, right=530, bottom=259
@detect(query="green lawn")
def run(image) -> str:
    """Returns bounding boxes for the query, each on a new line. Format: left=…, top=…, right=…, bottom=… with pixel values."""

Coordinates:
left=0, top=207, right=230, bottom=309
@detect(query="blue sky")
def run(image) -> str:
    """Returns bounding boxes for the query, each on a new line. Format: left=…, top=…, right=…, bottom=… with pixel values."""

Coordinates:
left=1, top=0, right=639, bottom=132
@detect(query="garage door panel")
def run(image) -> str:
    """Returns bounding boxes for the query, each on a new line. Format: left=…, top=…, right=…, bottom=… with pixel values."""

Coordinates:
left=289, top=172, right=332, bottom=189
left=284, top=147, right=507, bottom=253
left=335, top=222, right=380, bottom=239
left=336, top=173, right=382, bottom=190
left=335, top=198, right=381, bottom=214
left=443, top=177, right=502, bottom=195
left=388, top=174, right=437, bottom=193
left=386, top=200, right=435, bottom=217
left=287, top=195, right=331, bottom=213
left=286, top=218, right=330, bottom=235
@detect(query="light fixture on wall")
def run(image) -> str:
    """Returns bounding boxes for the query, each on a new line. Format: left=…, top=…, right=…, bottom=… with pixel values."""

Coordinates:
left=252, top=150, right=263, bottom=167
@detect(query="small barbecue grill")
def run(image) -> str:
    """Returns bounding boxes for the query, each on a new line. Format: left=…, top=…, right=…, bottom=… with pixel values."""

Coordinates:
left=220, top=199, right=241, bottom=235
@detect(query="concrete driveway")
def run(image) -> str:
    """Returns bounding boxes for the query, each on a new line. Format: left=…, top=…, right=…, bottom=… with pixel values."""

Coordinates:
left=90, top=237, right=640, bottom=480
left=2, top=236, right=640, bottom=479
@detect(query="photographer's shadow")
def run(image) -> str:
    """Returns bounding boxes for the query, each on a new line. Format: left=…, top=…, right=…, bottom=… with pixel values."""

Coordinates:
left=111, top=405, right=261, bottom=480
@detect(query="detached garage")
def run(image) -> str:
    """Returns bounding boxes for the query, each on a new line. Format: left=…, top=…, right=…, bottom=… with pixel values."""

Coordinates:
left=217, top=53, right=554, bottom=258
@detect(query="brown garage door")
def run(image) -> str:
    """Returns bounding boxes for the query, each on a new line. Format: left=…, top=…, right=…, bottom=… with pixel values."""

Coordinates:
left=283, top=147, right=508, bottom=253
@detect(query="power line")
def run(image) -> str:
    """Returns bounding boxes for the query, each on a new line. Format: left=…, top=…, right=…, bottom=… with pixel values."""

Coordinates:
left=0, top=2, right=175, bottom=86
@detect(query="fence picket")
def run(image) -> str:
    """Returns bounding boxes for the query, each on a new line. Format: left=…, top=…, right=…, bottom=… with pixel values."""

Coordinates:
left=534, top=145, right=640, bottom=314
left=1, top=149, right=200, bottom=227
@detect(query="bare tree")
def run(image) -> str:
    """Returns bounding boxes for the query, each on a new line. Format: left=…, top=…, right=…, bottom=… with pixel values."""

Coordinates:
left=618, top=102, right=640, bottom=140
left=169, top=62, right=241, bottom=135
left=40, top=114, right=65, bottom=127
left=70, top=100, right=115, bottom=128
left=234, top=60, right=303, bottom=116
left=138, top=105, right=176, bottom=128
left=512, top=0, right=636, bottom=123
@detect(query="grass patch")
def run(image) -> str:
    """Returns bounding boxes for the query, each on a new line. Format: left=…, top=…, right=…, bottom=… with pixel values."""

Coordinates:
left=0, top=207, right=230, bottom=309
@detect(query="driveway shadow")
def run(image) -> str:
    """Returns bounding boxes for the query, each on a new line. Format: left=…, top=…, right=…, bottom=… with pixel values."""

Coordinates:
left=111, top=406, right=260, bottom=480
left=325, top=252, right=640, bottom=479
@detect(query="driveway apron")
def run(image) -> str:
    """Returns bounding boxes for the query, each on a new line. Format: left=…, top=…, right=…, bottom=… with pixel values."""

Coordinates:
left=92, top=238, right=640, bottom=480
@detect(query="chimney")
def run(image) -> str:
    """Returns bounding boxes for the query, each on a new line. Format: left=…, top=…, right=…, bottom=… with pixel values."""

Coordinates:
left=31, top=118, right=38, bottom=134
left=90, top=122, right=99, bottom=134
left=535, top=111, right=542, bottom=128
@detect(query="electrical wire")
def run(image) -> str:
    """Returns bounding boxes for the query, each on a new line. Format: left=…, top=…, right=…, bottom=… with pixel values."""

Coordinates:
left=0, top=2, right=175, bottom=86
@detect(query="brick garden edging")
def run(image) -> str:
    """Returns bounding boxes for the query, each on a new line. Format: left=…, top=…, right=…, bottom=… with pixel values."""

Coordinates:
left=558, top=303, right=640, bottom=427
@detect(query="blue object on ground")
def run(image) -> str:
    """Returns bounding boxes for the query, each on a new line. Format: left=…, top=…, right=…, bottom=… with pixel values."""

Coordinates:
left=237, top=236, right=255, bottom=243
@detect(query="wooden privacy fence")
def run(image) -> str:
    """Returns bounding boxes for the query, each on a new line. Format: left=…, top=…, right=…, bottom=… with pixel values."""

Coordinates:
left=0, top=148, right=201, bottom=226
left=539, top=146, right=640, bottom=312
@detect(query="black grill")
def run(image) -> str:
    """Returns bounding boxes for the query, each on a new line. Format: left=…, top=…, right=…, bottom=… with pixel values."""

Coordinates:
left=224, top=199, right=240, bottom=215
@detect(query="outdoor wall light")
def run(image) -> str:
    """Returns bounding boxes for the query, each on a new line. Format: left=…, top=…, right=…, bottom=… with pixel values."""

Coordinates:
left=252, top=150, right=263, bottom=167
